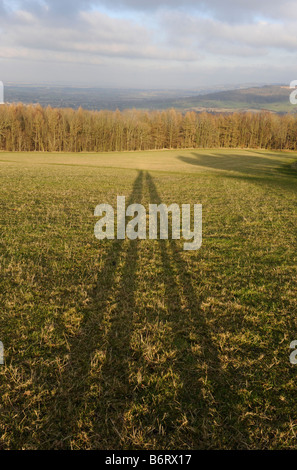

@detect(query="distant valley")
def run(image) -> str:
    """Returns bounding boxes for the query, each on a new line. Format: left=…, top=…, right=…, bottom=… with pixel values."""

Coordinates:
left=3, top=83, right=294, bottom=113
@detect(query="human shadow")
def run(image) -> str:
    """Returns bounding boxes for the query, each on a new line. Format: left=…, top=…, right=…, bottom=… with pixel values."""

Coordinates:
left=39, top=171, right=144, bottom=449
left=36, top=167, right=290, bottom=449
left=144, top=172, right=253, bottom=448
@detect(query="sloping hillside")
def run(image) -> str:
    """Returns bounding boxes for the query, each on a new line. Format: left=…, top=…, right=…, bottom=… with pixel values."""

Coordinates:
left=169, top=85, right=295, bottom=113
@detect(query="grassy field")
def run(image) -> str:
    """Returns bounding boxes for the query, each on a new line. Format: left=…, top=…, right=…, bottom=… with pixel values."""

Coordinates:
left=0, top=148, right=297, bottom=450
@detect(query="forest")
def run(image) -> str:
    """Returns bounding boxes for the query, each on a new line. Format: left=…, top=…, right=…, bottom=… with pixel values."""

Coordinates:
left=0, top=103, right=297, bottom=152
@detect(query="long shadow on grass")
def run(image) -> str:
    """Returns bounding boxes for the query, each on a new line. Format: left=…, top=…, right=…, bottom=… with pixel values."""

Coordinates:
left=178, top=151, right=295, bottom=176
left=39, top=171, right=143, bottom=449
left=145, top=172, right=250, bottom=449
left=178, top=153, right=297, bottom=194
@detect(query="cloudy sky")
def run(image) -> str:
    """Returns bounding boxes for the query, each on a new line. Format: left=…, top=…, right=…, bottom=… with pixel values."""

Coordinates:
left=0, top=0, right=296, bottom=88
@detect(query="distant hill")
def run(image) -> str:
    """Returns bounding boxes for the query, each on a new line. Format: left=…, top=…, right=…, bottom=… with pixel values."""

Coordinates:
left=3, top=84, right=295, bottom=113
left=167, top=85, right=295, bottom=113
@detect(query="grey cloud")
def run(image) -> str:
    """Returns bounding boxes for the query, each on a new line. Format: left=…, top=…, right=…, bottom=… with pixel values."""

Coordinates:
left=0, top=0, right=296, bottom=88
left=95, top=0, right=297, bottom=22
left=0, top=9, right=199, bottom=63
left=159, top=11, right=297, bottom=57
left=10, top=0, right=297, bottom=19
left=6, top=1, right=297, bottom=24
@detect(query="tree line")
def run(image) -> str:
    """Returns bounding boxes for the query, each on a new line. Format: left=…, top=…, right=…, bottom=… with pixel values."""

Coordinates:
left=0, top=103, right=297, bottom=152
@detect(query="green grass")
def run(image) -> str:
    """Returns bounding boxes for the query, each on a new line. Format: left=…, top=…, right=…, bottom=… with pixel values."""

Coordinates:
left=178, top=99, right=296, bottom=113
left=0, top=148, right=297, bottom=449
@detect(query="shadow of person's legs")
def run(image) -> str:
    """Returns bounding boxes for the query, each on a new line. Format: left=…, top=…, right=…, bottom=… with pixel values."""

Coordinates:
left=39, top=171, right=144, bottom=449
left=145, top=172, right=247, bottom=448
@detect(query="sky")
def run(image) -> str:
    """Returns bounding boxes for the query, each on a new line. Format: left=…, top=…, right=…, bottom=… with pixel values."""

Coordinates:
left=0, top=0, right=297, bottom=89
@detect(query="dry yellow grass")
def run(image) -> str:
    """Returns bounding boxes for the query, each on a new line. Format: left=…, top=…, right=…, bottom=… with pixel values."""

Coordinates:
left=0, top=149, right=296, bottom=449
